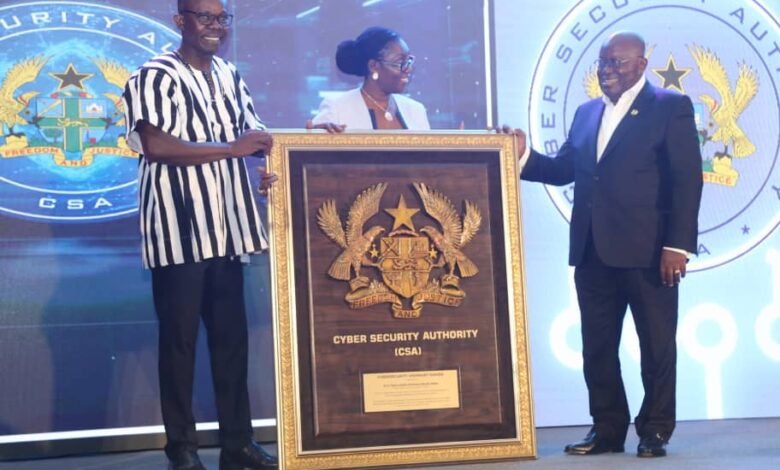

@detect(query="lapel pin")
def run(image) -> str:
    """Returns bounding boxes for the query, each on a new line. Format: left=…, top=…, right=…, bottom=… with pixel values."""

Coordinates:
left=630, top=109, right=639, bottom=116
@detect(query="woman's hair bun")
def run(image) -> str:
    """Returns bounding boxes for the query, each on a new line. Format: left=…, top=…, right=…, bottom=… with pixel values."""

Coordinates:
left=335, top=27, right=400, bottom=77
left=335, top=39, right=365, bottom=76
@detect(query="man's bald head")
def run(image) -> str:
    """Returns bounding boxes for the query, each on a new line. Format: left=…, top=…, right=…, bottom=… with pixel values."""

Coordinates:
left=597, top=31, right=648, bottom=103
left=177, top=0, right=226, bottom=12
left=604, top=32, right=646, bottom=56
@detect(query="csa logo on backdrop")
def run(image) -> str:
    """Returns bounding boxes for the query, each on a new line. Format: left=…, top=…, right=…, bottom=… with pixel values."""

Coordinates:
left=529, top=1, right=780, bottom=270
left=0, top=2, right=179, bottom=222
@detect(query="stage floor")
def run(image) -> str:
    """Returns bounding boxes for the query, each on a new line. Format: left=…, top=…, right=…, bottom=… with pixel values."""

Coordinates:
left=2, top=418, right=778, bottom=469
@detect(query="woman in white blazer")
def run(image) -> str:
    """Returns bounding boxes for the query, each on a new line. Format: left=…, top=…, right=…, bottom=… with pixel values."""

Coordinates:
left=309, top=27, right=431, bottom=131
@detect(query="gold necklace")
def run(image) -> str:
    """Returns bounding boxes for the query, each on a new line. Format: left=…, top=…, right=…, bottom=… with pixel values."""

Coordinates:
left=360, top=87, right=394, bottom=121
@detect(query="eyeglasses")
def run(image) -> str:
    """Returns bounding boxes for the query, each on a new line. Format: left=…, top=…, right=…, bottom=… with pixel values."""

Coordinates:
left=379, top=55, right=415, bottom=73
left=179, top=9, right=234, bottom=27
left=595, top=56, right=642, bottom=70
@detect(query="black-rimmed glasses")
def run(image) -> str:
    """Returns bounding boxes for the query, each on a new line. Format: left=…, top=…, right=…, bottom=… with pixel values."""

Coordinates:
left=380, top=55, right=415, bottom=73
left=180, top=9, right=234, bottom=27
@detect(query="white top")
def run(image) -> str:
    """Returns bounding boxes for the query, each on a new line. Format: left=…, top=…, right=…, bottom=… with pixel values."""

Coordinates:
left=311, top=87, right=431, bottom=130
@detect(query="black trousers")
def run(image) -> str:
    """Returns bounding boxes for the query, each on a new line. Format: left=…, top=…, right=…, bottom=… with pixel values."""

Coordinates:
left=573, top=238, right=678, bottom=442
left=151, top=257, right=253, bottom=456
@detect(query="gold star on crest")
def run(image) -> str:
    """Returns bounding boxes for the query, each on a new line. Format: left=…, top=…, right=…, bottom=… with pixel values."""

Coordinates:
left=49, top=64, right=93, bottom=90
left=385, top=195, right=419, bottom=231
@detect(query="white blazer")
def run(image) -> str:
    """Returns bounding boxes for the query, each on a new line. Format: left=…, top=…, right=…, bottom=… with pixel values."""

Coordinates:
left=311, top=87, right=431, bottom=130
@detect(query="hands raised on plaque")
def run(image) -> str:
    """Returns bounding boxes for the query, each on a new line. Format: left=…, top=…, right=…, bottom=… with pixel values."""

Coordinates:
left=496, top=125, right=528, bottom=162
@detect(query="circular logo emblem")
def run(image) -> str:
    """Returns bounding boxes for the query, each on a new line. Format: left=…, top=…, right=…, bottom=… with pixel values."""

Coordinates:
left=0, top=1, right=179, bottom=222
left=529, top=1, right=780, bottom=271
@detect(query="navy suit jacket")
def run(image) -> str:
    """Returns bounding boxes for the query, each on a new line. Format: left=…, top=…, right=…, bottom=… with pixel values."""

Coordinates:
left=522, top=82, right=703, bottom=268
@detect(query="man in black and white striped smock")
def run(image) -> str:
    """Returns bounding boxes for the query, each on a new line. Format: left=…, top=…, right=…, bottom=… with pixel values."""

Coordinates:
left=121, top=0, right=278, bottom=469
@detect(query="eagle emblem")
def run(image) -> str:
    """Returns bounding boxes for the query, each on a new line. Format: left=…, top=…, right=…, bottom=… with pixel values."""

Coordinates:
left=688, top=44, right=758, bottom=185
left=317, top=183, right=482, bottom=319
left=317, top=182, right=388, bottom=289
left=0, top=56, right=48, bottom=149
left=414, top=182, right=482, bottom=282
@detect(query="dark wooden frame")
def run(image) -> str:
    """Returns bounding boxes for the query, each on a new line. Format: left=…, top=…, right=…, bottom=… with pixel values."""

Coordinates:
left=267, top=131, right=535, bottom=469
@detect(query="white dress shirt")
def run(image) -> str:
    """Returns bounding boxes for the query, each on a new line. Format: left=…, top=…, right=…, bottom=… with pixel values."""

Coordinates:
left=597, top=75, right=645, bottom=160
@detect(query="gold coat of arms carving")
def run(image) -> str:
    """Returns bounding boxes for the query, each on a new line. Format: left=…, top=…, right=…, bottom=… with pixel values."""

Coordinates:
left=317, top=182, right=482, bottom=318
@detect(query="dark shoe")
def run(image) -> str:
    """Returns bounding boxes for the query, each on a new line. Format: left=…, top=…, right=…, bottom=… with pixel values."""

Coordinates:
left=564, top=429, right=625, bottom=455
left=220, top=441, right=278, bottom=469
left=637, top=433, right=667, bottom=457
left=167, top=448, right=206, bottom=470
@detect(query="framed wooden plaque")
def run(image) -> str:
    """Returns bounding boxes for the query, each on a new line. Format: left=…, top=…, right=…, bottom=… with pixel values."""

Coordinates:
left=266, top=131, right=535, bottom=469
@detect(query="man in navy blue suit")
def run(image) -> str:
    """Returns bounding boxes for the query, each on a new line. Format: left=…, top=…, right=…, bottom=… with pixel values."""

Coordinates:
left=508, top=32, right=703, bottom=457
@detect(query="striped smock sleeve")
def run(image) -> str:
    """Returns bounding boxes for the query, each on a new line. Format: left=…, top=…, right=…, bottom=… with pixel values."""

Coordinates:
left=229, top=64, right=265, bottom=132
left=121, top=64, right=179, bottom=154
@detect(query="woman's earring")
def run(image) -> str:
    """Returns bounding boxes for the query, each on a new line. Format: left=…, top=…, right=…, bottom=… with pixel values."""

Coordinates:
left=371, top=71, right=379, bottom=80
